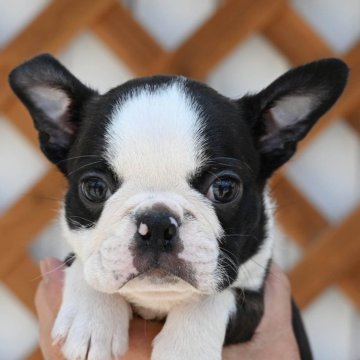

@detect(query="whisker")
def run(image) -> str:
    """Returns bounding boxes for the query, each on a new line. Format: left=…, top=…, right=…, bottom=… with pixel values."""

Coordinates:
left=68, top=215, right=95, bottom=223
left=207, top=170, right=221, bottom=182
left=31, top=261, right=66, bottom=282
left=221, top=234, right=258, bottom=239
left=68, top=161, right=104, bottom=176
left=241, top=264, right=255, bottom=290
left=216, top=263, right=232, bottom=290
left=55, top=154, right=101, bottom=166
left=248, top=258, right=271, bottom=275
left=219, top=249, right=239, bottom=274
left=68, top=217, right=95, bottom=229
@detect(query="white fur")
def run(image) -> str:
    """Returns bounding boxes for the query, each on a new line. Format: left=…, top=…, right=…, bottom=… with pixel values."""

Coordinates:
left=52, top=261, right=131, bottom=360
left=232, top=190, right=274, bottom=291
left=105, top=81, right=206, bottom=187
left=152, top=289, right=236, bottom=360
left=119, top=275, right=200, bottom=320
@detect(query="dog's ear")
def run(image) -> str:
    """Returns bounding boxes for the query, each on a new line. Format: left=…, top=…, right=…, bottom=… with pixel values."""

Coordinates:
left=239, top=58, right=349, bottom=178
left=9, top=54, right=97, bottom=172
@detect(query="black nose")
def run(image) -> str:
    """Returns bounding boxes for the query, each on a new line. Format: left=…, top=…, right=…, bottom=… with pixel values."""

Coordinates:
left=136, top=211, right=179, bottom=250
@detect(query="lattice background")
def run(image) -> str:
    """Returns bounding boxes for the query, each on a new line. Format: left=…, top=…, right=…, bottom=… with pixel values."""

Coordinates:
left=0, top=0, right=359, bottom=359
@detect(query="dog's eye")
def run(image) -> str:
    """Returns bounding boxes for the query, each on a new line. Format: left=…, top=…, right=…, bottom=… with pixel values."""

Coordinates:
left=206, top=177, right=242, bottom=203
left=80, top=177, right=111, bottom=203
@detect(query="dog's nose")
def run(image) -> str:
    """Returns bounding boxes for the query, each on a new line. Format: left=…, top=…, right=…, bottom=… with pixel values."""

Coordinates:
left=136, top=211, right=179, bottom=250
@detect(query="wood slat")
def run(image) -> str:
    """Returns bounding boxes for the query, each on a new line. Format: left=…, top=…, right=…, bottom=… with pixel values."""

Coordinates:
left=155, top=0, right=286, bottom=78
left=270, top=176, right=329, bottom=247
left=92, top=2, right=165, bottom=76
left=289, top=206, right=360, bottom=308
left=27, top=348, right=43, bottom=360
left=264, top=6, right=360, bottom=150
left=271, top=174, right=360, bottom=308
left=262, top=5, right=360, bottom=306
left=299, top=56, right=360, bottom=153
left=263, top=7, right=360, bottom=305
left=338, top=264, right=360, bottom=308
left=3, top=254, right=40, bottom=314
left=0, top=169, right=65, bottom=279
left=0, top=0, right=115, bottom=110
left=1, top=98, right=39, bottom=147
left=347, top=109, right=360, bottom=133
left=263, top=4, right=334, bottom=65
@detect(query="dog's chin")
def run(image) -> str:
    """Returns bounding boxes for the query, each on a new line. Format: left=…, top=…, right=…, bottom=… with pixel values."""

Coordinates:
left=118, top=267, right=200, bottom=309
left=133, top=268, right=181, bottom=284
left=120, top=266, right=196, bottom=291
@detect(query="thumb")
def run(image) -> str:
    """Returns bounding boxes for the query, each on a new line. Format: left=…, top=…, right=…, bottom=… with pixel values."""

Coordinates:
left=39, top=257, right=65, bottom=312
left=257, top=263, right=292, bottom=332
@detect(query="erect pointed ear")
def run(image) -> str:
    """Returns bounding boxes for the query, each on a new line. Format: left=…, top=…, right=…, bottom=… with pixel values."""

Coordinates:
left=9, top=54, right=97, bottom=172
left=239, top=58, right=349, bottom=178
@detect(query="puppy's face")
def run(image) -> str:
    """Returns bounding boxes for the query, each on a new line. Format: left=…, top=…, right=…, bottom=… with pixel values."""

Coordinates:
left=9, top=55, right=348, bottom=296
left=62, top=79, right=264, bottom=295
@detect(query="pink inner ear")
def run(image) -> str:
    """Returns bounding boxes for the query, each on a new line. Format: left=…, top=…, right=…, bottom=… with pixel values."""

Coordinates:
left=29, top=86, right=71, bottom=125
left=260, top=94, right=315, bottom=145
left=268, top=95, right=315, bottom=129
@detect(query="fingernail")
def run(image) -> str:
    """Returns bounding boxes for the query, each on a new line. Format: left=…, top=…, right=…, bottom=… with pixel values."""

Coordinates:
left=39, top=259, right=49, bottom=283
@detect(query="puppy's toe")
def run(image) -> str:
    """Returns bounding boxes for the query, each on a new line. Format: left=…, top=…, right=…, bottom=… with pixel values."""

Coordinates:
left=59, top=314, right=92, bottom=360
left=112, top=325, right=129, bottom=359
left=86, top=338, right=111, bottom=360
left=51, top=306, right=75, bottom=344
left=86, top=325, right=128, bottom=360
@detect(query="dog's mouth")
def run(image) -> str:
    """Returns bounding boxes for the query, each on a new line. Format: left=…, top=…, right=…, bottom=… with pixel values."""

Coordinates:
left=128, top=266, right=190, bottom=285
left=119, top=259, right=198, bottom=292
left=127, top=252, right=198, bottom=288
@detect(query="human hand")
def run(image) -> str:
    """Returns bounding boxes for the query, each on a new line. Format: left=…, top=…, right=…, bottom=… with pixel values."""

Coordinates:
left=35, top=259, right=299, bottom=359
left=223, top=263, right=300, bottom=359
left=35, top=258, right=162, bottom=359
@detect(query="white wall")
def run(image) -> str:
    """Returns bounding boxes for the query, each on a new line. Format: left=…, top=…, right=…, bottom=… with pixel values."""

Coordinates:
left=0, top=0, right=359, bottom=359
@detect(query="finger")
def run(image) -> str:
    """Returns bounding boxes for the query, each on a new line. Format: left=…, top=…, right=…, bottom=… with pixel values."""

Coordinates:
left=122, top=317, right=162, bottom=360
left=36, top=282, right=65, bottom=359
left=223, top=264, right=298, bottom=359
left=258, top=263, right=292, bottom=331
left=39, top=257, right=65, bottom=312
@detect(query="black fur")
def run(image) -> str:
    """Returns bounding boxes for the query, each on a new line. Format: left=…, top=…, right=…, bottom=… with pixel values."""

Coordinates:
left=224, top=288, right=265, bottom=344
left=64, top=252, right=76, bottom=267
left=240, top=58, right=349, bottom=178
left=9, top=54, right=96, bottom=172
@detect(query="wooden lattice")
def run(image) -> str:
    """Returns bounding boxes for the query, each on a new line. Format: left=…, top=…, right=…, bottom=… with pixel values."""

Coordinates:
left=0, top=1, right=359, bottom=358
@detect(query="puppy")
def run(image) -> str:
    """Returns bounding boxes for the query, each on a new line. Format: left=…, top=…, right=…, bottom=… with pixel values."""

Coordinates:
left=9, top=55, right=348, bottom=360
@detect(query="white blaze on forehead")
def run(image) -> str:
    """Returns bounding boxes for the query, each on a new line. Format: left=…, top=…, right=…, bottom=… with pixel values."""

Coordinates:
left=105, top=81, right=205, bottom=187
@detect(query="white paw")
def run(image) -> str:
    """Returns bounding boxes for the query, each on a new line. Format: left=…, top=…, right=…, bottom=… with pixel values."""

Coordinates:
left=151, top=329, right=222, bottom=360
left=52, top=294, right=130, bottom=360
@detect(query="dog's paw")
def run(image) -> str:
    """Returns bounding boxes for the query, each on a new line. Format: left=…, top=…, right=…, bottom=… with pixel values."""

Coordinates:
left=52, top=293, right=130, bottom=360
left=151, top=329, right=221, bottom=360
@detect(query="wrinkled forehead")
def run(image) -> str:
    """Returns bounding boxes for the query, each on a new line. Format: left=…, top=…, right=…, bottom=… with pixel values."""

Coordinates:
left=104, top=81, right=206, bottom=187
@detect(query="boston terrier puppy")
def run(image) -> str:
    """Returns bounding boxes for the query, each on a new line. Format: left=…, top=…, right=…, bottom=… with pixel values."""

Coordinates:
left=9, top=54, right=348, bottom=360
